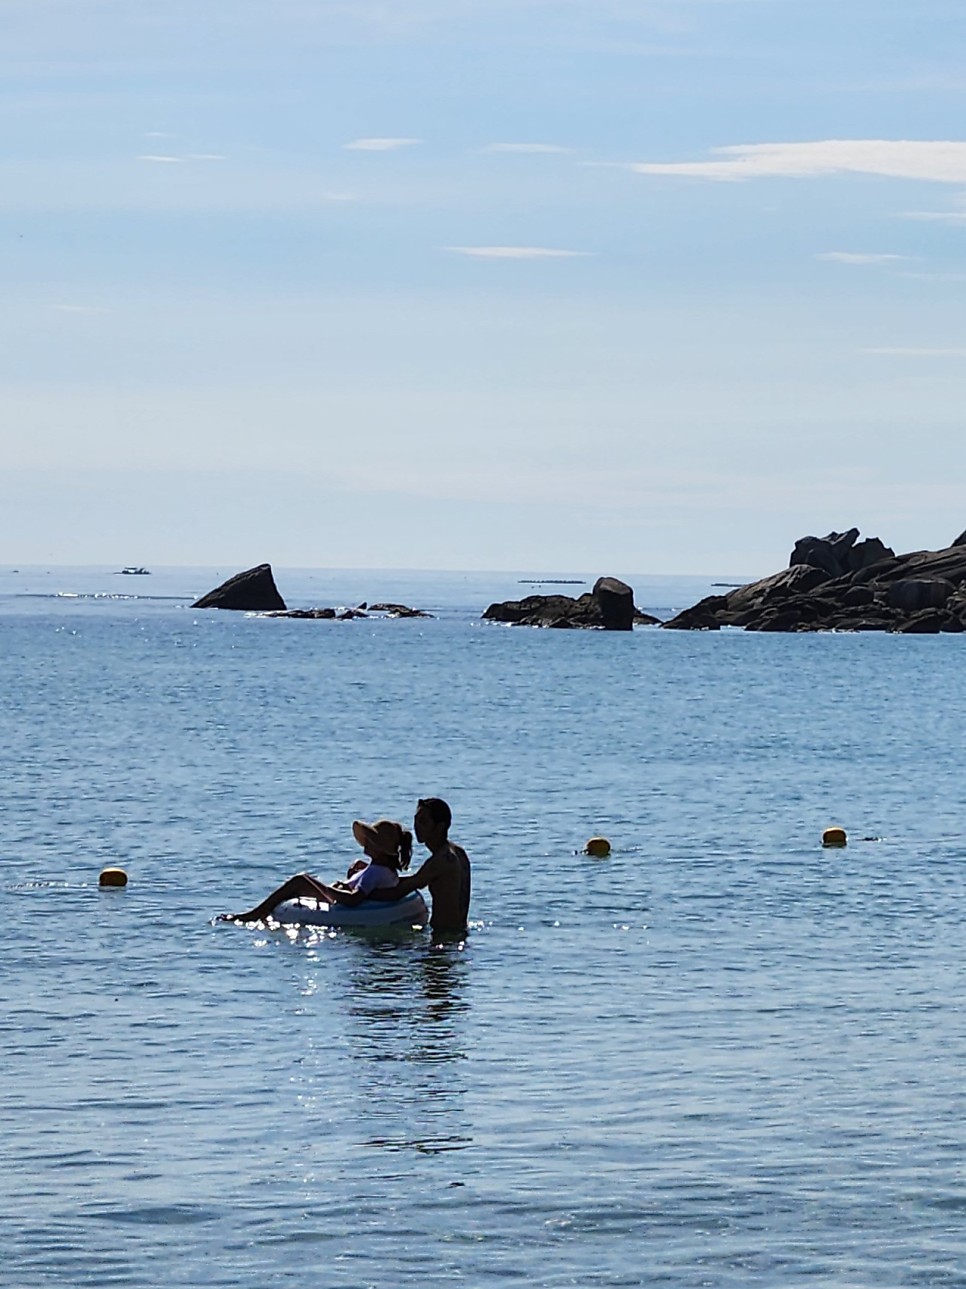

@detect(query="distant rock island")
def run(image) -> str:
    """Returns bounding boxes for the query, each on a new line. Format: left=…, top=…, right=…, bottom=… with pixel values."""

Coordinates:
left=484, top=576, right=659, bottom=630
left=192, top=566, right=430, bottom=619
left=663, top=527, right=966, bottom=633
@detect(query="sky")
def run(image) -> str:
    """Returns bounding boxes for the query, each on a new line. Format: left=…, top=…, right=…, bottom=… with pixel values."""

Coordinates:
left=3, top=0, right=966, bottom=574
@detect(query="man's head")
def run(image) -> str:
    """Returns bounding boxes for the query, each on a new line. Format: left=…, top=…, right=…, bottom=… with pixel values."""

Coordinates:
left=414, top=797, right=451, bottom=848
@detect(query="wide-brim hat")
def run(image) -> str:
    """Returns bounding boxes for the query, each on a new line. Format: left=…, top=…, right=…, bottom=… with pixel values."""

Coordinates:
left=352, top=818, right=401, bottom=859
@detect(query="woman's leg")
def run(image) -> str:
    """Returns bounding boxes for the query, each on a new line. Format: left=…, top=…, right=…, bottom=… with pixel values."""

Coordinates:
left=219, top=873, right=330, bottom=923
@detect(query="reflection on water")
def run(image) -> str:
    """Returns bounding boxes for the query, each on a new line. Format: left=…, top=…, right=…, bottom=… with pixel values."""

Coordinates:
left=341, top=940, right=473, bottom=1155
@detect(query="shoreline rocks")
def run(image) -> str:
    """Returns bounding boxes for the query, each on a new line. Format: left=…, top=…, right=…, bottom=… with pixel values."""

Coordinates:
left=483, top=576, right=659, bottom=630
left=663, top=528, right=966, bottom=633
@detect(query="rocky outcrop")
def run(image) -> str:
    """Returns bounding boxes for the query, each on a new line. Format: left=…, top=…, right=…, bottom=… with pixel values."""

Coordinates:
left=788, top=528, right=894, bottom=579
left=193, top=564, right=286, bottom=612
left=268, top=607, right=337, bottom=619
left=887, top=578, right=954, bottom=613
left=267, top=602, right=433, bottom=621
left=663, top=529, right=966, bottom=633
left=368, top=603, right=434, bottom=618
left=660, top=595, right=728, bottom=631
left=593, top=577, right=635, bottom=630
left=483, top=577, right=658, bottom=630
left=483, top=592, right=600, bottom=628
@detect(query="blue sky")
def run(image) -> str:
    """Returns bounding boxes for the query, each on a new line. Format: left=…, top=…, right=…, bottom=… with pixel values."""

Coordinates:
left=4, top=0, right=966, bottom=573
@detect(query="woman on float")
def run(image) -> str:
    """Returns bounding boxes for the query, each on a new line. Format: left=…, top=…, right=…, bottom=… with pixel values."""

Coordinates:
left=221, top=819, right=412, bottom=923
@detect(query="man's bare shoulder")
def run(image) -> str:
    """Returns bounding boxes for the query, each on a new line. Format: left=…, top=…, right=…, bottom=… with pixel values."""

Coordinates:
left=422, top=842, right=469, bottom=881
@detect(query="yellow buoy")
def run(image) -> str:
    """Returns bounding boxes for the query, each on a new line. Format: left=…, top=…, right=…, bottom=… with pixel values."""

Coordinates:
left=822, top=827, right=847, bottom=849
left=585, top=836, right=612, bottom=858
left=99, top=867, right=128, bottom=887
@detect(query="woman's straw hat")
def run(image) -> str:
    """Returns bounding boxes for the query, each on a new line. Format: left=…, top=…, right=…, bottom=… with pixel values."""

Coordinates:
left=352, top=818, right=402, bottom=859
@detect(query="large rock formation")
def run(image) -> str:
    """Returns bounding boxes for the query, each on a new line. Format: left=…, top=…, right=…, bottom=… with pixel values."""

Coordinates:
left=193, top=564, right=286, bottom=612
left=663, top=529, right=966, bottom=633
left=593, top=576, right=635, bottom=630
left=788, top=528, right=893, bottom=578
left=483, top=576, right=657, bottom=630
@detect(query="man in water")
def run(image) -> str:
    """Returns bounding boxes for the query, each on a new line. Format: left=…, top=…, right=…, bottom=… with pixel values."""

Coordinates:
left=392, top=797, right=471, bottom=936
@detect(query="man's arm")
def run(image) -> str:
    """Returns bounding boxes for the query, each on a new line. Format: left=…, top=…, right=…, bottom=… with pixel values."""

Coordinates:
left=388, top=853, right=442, bottom=899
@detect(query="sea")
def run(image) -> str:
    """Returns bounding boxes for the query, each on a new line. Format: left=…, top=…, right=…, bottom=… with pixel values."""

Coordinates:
left=3, top=564, right=966, bottom=1289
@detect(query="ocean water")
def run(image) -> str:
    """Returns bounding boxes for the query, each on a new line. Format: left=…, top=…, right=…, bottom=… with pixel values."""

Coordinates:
left=4, top=565, right=966, bottom=1288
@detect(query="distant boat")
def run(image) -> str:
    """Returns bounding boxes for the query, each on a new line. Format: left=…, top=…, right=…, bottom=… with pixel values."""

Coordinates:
left=118, top=567, right=151, bottom=575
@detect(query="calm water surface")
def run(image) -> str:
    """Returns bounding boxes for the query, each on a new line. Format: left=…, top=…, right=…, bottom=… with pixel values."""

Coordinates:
left=3, top=567, right=966, bottom=1288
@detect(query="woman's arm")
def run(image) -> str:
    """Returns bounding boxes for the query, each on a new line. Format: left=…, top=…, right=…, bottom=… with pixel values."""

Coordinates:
left=329, top=887, right=368, bottom=906
left=317, top=881, right=368, bottom=907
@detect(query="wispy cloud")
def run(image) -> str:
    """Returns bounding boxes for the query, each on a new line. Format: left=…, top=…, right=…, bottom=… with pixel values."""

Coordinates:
left=481, top=143, right=574, bottom=155
left=862, top=347, right=966, bottom=357
left=626, top=140, right=966, bottom=183
left=137, top=153, right=225, bottom=163
left=344, top=137, right=421, bottom=152
left=446, top=246, right=593, bottom=259
left=0, top=158, right=364, bottom=213
left=903, top=210, right=966, bottom=223
left=816, top=252, right=909, bottom=265
left=898, top=271, right=966, bottom=282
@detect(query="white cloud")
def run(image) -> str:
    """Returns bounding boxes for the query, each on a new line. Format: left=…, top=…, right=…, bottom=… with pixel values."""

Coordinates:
left=816, top=252, right=908, bottom=264
left=446, top=246, right=592, bottom=259
left=343, top=137, right=421, bottom=152
left=481, top=143, right=574, bottom=155
left=861, top=347, right=966, bottom=357
left=137, top=154, right=182, bottom=163
left=626, top=140, right=966, bottom=183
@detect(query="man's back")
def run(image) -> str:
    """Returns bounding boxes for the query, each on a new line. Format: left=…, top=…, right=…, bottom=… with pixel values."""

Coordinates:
left=425, top=841, right=471, bottom=933
left=396, top=839, right=470, bottom=932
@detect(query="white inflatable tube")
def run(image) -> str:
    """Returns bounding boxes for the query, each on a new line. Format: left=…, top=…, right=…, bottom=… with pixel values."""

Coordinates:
left=271, top=890, right=429, bottom=929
